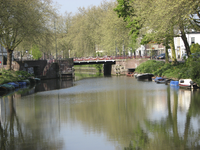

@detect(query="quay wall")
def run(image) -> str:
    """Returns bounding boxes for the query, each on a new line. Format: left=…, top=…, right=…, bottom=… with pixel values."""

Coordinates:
left=111, top=58, right=150, bottom=75
left=12, top=59, right=73, bottom=79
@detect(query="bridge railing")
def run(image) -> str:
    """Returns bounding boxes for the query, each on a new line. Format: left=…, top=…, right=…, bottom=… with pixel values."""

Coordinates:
left=73, top=55, right=151, bottom=61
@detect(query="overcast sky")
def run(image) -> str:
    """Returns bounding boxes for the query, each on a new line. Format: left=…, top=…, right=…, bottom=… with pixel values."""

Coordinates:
left=53, top=0, right=104, bottom=15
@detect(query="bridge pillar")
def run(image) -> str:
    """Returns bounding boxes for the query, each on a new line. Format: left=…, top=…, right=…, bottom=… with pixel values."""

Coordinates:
left=104, top=64, right=112, bottom=76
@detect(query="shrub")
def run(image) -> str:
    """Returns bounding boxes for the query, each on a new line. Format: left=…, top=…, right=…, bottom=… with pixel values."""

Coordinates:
left=135, top=59, right=195, bottom=80
left=135, top=60, right=164, bottom=74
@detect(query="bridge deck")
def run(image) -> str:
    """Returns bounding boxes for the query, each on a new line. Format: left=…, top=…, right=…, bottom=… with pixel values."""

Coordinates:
left=74, top=60, right=116, bottom=65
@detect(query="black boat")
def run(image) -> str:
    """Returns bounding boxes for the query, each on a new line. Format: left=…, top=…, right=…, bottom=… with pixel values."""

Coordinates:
left=137, top=73, right=154, bottom=81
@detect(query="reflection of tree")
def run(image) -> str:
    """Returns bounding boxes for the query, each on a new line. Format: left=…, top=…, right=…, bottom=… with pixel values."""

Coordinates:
left=124, top=125, right=149, bottom=150
left=0, top=95, right=64, bottom=150
left=124, top=87, right=200, bottom=150
left=0, top=96, right=24, bottom=150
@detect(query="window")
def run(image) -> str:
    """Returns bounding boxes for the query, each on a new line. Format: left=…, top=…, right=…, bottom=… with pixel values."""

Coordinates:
left=191, top=37, right=195, bottom=44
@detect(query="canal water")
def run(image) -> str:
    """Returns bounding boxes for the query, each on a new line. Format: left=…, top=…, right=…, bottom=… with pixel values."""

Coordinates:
left=1, top=76, right=200, bottom=150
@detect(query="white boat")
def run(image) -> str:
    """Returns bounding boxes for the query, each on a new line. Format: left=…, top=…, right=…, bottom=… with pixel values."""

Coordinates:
left=179, top=79, right=198, bottom=89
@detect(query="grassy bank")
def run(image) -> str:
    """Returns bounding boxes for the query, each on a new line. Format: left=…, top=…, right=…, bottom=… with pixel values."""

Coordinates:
left=0, top=70, right=33, bottom=84
left=135, top=56, right=200, bottom=85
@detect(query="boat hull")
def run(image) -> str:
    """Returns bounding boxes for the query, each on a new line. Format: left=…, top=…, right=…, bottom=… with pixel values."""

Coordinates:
left=179, top=79, right=198, bottom=89
left=137, top=73, right=154, bottom=81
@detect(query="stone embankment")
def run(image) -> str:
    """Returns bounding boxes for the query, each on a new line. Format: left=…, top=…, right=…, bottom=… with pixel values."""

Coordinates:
left=111, top=58, right=149, bottom=75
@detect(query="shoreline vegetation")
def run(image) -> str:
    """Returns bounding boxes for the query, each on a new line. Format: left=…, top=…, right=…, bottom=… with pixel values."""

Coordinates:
left=135, top=57, right=200, bottom=86
left=0, top=70, right=33, bottom=85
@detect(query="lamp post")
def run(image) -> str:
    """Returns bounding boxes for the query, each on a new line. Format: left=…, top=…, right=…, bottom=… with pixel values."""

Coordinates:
left=26, top=50, right=28, bottom=60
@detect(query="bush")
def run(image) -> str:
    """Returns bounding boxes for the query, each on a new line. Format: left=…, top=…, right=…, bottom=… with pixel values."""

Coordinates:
left=135, top=60, right=195, bottom=80
left=190, top=58, right=200, bottom=85
left=135, top=60, right=164, bottom=74
left=0, top=70, right=33, bottom=84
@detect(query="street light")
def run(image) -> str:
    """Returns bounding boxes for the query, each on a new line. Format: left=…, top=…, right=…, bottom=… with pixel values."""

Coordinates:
left=26, top=50, right=28, bottom=60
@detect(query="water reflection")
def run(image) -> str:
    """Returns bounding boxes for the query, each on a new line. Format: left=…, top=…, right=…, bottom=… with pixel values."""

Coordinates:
left=35, top=78, right=74, bottom=93
left=125, top=86, right=200, bottom=150
left=0, top=95, right=64, bottom=150
left=1, top=77, right=200, bottom=150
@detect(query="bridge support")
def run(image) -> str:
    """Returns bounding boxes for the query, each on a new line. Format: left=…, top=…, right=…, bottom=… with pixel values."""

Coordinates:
left=104, top=64, right=112, bottom=76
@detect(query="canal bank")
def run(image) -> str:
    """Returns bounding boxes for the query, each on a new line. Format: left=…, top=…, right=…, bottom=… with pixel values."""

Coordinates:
left=111, top=58, right=149, bottom=75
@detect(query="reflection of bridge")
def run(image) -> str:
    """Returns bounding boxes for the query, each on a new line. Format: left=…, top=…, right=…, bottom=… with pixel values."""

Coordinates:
left=73, top=58, right=116, bottom=75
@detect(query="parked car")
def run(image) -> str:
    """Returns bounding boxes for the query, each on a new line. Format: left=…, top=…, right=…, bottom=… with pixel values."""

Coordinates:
left=156, top=53, right=165, bottom=59
left=181, top=53, right=188, bottom=60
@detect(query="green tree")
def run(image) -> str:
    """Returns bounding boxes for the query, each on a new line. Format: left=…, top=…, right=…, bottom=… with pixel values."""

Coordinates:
left=101, top=1, right=130, bottom=56
left=190, top=43, right=200, bottom=53
left=31, top=45, right=42, bottom=60
left=0, top=0, right=55, bottom=70
left=114, top=0, right=142, bottom=43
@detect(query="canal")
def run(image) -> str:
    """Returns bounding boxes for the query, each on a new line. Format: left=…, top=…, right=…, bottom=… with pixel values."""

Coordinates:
left=1, top=76, right=200, bottom=150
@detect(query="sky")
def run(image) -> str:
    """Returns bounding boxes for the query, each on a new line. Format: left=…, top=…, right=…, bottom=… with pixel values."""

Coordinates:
left=53, top=0, right=104, bottom=15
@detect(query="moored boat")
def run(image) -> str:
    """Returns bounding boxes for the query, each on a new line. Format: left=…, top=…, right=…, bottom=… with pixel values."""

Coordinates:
left=0, top=84, right=15, bottom=91
left=179, top=79, right=198, bottom=89
left=17, top=81, right=26, bottom=87
left=154, top=77, right=163, bottom=82
left=137, top=73, right=154, bottom=81
left=155, top=78, right=171, bottom=84
left=7, top=82, right=20, bottom=88
left=126, top=72, right=134, bottom=77
left=156, top=78, right=167, bottom=84
left=170, top=80, right=179, bottom=86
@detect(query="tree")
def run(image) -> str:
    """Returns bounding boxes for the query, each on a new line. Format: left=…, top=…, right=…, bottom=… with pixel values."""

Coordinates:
left=114, top=0, right=142, bottom=43
left=31, top=45, right=42, bottom=60
left=190, top=43, right=200, bottom=53
left=0, top=0, right=55, bottom=70
left=100, top=1, right=130, bottom=56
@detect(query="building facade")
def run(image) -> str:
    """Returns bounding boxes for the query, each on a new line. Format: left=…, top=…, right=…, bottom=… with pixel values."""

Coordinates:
left=174, top=32, right=200, bottom=58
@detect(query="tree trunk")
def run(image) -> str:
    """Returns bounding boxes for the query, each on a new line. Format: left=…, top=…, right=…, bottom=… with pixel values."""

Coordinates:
left=179, top=24, right=191, bottom=57
left=6, top=48, right=13, bottom=70
left=169, top=28, right=177, bottom=65
left=170, top=40, right=177, bottom=65
left=1, top=45, right=3, bottom=68
left=165, top=38, right=169, bottom=64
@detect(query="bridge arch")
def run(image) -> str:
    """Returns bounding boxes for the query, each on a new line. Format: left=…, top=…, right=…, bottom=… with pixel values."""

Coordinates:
left=73, top=60, right=116, bottom=76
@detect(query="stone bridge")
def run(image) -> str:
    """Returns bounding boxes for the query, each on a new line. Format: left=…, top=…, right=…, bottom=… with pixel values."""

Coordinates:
left=12, top=58, right=74, bottom=79
left=11, top=58, right=149, bottom=78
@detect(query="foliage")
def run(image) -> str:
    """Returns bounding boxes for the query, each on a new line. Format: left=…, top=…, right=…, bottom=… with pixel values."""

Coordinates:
left=190, top=43, right=200, bottom=54
left=114, top=0, right=142, bottom=42
left=0, top=70, right=32, bottom=84
left=186, top=55, right=200, bottom=85
left=31, top=45, right=42, bottom=60
left=95, top=64, right=103, bottom=73
left=15, top=70, right=33, bottom=78
left=0, top=0, right=55, bottom=69
left=135, top=60, right=164, bottom=74
left=135, top=60, right=196, bottom=80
